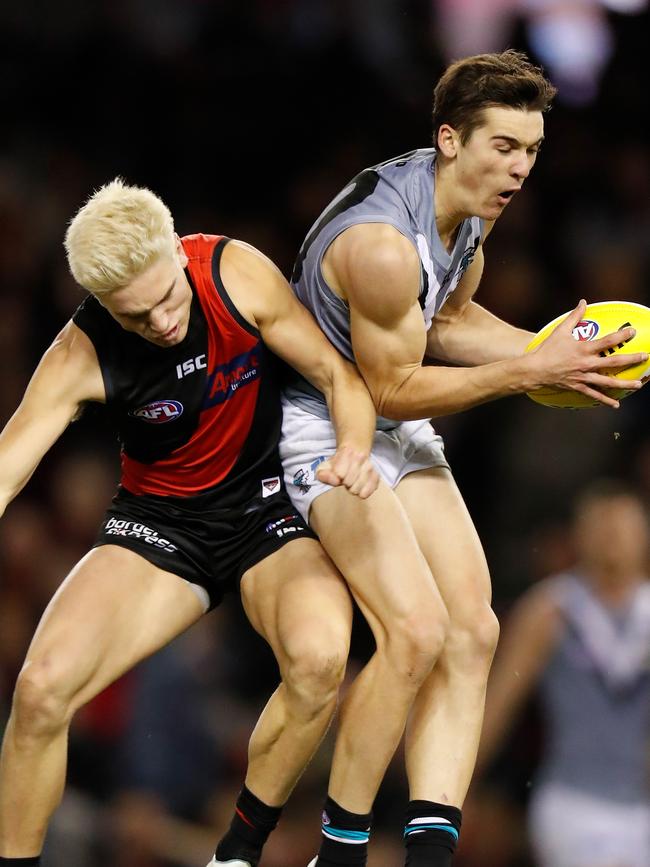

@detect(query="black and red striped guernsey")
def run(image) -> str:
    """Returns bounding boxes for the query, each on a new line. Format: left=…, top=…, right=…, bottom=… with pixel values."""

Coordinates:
left=72, top=235, right=284, bottom=502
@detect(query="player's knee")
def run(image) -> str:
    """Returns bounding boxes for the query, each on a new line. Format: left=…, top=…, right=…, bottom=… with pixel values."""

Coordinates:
left=12, top=659, right=76, bottom=737
left=445, top=602, right=500, bottom=671
left=284, top=635, right=348, bottom=717
left=384, top=604, right=449, bottom=683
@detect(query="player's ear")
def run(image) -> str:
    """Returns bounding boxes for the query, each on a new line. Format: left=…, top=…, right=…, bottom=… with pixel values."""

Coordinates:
left=437, top=124, right=459, bottom=158
left=174, top=233, right=188, bottom=268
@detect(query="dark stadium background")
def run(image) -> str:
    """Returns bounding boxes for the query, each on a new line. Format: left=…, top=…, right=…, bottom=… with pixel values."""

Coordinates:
left=1, top=2, right=648, bottom=865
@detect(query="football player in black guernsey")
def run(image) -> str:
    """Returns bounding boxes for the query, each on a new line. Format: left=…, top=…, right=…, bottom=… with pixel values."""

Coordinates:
left=0, top=178, right=379, bottom=867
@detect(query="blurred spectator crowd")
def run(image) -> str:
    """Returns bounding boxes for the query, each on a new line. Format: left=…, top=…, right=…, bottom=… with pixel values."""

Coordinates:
left=1, top=2, right=648, bottom=865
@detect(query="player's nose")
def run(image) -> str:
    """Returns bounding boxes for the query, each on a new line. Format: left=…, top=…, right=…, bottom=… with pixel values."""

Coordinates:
left=511, top=153, right=532, bottom=180
left=148, top=307, right=169, bottom=333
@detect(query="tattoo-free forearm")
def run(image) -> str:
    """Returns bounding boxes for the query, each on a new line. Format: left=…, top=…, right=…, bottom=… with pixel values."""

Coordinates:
left=426, top=301, right=533, bottom=366
left=374, top=353, right=539, bottom=421
left=324, top=362, right=376, bottom=453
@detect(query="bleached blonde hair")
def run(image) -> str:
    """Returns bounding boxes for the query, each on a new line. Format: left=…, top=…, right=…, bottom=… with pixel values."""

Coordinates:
left=64, top=177, right=176, bottom=295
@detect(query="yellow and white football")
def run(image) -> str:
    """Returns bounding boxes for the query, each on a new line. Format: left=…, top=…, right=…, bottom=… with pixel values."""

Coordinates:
left=525, top=300, right=650, bottom=408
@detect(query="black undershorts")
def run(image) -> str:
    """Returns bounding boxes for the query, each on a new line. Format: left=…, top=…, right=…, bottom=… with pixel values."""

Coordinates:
left=93, top=483, right=317, bottom=609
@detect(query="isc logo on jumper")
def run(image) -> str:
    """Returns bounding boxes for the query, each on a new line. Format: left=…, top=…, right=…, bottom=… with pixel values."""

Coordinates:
left=131, top=400, right=183, bottom=423
left=176, top=354, right=206, bottom=379
left=572, top=320, right=599, bottom=341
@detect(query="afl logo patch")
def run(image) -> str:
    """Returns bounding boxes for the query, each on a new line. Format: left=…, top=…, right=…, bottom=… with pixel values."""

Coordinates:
left=572, top=319, right=599, bottom=341
left=130, top=400, right=183, bottom=423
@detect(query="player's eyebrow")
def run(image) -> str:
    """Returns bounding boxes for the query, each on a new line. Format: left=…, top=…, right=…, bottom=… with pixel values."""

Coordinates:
left=121, top=279, right=176, bottom=318
left=491, top=134, right=545, bottom=148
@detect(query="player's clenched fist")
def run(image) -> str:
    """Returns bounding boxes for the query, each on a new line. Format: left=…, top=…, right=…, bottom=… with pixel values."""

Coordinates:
left=316, top=444, right=379, bottom=499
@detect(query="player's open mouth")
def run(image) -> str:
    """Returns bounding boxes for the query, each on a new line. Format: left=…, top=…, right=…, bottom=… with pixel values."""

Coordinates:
left=497, top=187, right=520, bottom=205
left=162, top=324, right=179, bottom=340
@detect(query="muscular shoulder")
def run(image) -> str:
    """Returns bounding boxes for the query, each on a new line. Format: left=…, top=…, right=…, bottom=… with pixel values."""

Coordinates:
left=27, top=320, right=105, bottom=408
left=219, top=239, right=293, bottom=328
left=326, top=223, right=421, bottom=320
left=48, top=319, right=99, bottom=368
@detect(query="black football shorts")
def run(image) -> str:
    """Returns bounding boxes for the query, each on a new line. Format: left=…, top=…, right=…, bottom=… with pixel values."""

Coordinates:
left=93, top=483, right=317, bottom=608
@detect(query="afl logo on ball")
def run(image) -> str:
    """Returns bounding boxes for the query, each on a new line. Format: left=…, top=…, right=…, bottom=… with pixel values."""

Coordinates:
left=572, top=319, right=599, bottom=341
left=130, top=400, right=183, bottom=423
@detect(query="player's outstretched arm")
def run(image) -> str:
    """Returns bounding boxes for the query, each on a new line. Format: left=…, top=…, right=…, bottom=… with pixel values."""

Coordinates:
left=327, top=225, right=647, bottom=417
left=220, top=240, right=379, bottom=499
left=0, top=322, right=105, bottom=516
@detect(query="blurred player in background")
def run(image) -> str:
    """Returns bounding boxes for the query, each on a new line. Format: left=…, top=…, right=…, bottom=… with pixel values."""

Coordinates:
left=279, top=49, right=648, bottom=867
left=477, top=479, right=650, bottom=867
left=0, top=179, right=379, bottom=867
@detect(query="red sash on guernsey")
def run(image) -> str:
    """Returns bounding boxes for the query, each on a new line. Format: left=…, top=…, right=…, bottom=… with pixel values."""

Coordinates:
left=120, top=235, right=264, bottom=497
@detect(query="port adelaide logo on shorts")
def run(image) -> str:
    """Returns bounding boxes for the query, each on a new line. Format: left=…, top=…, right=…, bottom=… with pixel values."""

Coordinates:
left=130, top=400, right=184, bottom=423
left=293, top=455, right=327, bottom=494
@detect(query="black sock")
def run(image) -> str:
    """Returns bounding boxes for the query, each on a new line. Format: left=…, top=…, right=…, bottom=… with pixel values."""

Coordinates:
left=213, top=785, right=282, bottom=866
left=0, top=859, right=41, bottom=866
left=404, top=800, right=462, bottom=867
left=315, top=795, right=372, bottom=866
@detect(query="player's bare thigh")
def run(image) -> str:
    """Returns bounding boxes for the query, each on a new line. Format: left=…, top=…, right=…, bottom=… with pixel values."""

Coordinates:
left=395, top=467, right=493, bottom=618
left=239, top=537, right=353, bottom=668
left=308, top=481, right=447, bottom=639
left=19, top=545, right=206, bottom=711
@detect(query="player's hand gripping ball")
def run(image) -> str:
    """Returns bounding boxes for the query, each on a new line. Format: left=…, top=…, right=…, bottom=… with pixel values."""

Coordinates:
left=526, top=300, right=650, bottom=408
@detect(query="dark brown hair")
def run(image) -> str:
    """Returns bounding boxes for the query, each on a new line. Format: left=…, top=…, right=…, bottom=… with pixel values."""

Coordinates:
left=432, top=49, right=557, bottom=145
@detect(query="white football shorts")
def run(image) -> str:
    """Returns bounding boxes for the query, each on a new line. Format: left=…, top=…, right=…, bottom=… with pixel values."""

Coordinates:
left=280, top=396, right=450, bottom=521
